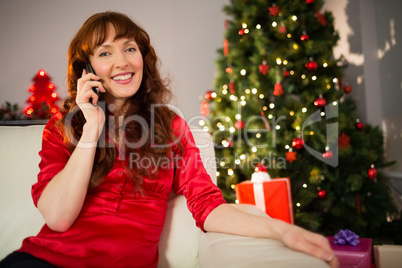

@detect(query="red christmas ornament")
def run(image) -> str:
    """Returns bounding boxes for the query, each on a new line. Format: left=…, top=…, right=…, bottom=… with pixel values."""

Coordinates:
left=238, top=28, right=245, bottom=35
left=273, top=82, right=284, bottom=96
left=305, top=59, right=318, bottom=71
left=204, top=90, right=215, bottom=101
left=235, top=120, right=245, bottom=129
left=338, top=132, right=351, bottom=149
left=200, top=101, right=209, bottom=117
left=368, top=165, right=377, bottom=181
left=322, top=150, right=333, bottom=159
left=229, top=81, right=235, bottom=94
left=226, top=65, right=233, bottom=73
left=315, top=11, right=327, bottom=26
left=317, top=189, right=326, bottom=199
left=286, top=150, right=297, bottom=163
left=356, top=119, right=365, bottom=130
left=254, top=163, right=267, bottom=172
left=283, top=68, right=289, bottom=77
left=343, top=85, right=352, bottom=93
left=268, top=5, right=280, bottom=16
left=228, top=140, right=233, bottom=147
left=259, top=60, right=270, bottom=75
left=279, top=25, right=287, bottom=34
left=314, top=95, right=326, bottom=107
left=306, top=0, right=315, bottom=4
left=259, top=110, right=270, bottom=131
left=292, top=137, right=304, bottom=149
left=223, top=39, right=229, bottom=57
left=300, top=31, right=309, bottom=41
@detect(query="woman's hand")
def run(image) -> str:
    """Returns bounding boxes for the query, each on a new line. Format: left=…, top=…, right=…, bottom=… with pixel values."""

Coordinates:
left=76, top=69, right=106, bottom=139
left=37, top=69, right=108, bottom=231
left=275, top=223, right=339, bottom=268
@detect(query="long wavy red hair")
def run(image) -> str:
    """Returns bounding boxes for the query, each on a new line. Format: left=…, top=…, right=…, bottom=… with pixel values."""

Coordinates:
left=59, top=11, right=179, bottom=188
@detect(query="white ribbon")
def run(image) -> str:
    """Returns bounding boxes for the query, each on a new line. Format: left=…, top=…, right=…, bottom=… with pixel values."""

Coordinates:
left=251, top=171, right=271, bottom=213
left=253, top=183, right=266, bottom=212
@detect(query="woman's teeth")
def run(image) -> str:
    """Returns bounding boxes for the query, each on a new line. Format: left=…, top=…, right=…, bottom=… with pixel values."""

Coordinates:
left=113, top=73, right=133, bottom=81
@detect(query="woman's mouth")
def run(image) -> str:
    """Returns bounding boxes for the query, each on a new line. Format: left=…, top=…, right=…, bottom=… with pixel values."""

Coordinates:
left=112, top=73, right=133, bottom=81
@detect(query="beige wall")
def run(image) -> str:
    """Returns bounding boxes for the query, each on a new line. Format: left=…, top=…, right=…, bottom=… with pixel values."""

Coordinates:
left=0, top=0, right=229, bottom=119
left=324, top=0, right=402, bottom=177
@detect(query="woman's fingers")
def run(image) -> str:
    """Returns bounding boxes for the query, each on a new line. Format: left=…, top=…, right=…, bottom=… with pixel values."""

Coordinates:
left=310, top=235, right=339, bottom=268
left=281, top=227, right=338, bottom=268
left=300, top=233, right=339, bottom=268
left=78, top=69, right=104, bottom=92
left=77, top=75, right=104, bottom=106
left=328, top=255, right=339, bottom=268
left=84, top=89, right=100, bottom=106
left=76, top=68, right=106, bottom=127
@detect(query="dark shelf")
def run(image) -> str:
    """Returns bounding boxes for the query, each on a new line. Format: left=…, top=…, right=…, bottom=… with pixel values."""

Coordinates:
left=0, top=120, right=48, bottom=126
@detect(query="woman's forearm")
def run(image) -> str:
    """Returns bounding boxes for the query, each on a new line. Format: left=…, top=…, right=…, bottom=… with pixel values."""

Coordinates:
left=204, top=203, right=281, bottom=239
left=37, top=122, right=101, bottom=232
left=204, top=203, right=338, bottom=268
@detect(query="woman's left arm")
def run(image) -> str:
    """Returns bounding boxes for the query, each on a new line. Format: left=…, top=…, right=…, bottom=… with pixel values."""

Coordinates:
left=204, top=203, right=338, bottom=268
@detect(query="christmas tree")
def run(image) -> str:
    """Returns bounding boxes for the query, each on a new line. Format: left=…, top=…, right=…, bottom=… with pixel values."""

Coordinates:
left=203, top=0, right=401, bottom=244
left=24, top=70, right=59, bottom=119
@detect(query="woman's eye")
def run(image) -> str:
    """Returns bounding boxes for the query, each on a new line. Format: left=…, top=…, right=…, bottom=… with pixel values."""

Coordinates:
left=99, top=52, right=110, bottom=57
left=126, top=47, right=136, bottom=52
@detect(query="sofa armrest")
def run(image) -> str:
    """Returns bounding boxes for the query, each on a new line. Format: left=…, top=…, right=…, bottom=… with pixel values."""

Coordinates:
left=199, top=204, right=329, bottom=268
left=158, top=128, right=217, bottom=267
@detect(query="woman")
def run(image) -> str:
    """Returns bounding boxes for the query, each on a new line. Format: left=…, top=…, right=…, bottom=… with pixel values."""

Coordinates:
left=0, top=11, right=338, bottom=268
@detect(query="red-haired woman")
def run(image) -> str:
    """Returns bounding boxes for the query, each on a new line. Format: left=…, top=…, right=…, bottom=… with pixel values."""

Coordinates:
left=0, top=12, right=337, bottom=268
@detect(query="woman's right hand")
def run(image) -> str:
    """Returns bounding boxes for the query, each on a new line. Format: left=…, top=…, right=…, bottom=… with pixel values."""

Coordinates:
left=37, top=69, right=108, bottom=231
left=76, top=69, right=106, bottom=139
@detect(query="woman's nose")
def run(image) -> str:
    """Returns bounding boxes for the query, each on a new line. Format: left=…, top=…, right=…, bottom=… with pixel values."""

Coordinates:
left=115, top=53, right=129, bottom=68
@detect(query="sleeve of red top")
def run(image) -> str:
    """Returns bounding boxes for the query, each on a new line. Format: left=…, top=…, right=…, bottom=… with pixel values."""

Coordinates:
left=32, top=112, right=71, bottom=207
left=171, top=115, right=226, bottom=232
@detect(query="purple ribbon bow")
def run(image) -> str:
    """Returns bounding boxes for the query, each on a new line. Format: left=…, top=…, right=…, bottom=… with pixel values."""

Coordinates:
left=333, top=229, right=360, bottom=246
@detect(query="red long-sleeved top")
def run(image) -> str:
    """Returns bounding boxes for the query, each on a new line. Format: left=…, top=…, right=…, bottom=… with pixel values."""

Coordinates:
left=17, top=112, right=226, bottom=267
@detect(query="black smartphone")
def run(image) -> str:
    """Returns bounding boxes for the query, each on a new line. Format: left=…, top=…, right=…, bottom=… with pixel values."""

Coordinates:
left=85, top=63, right=100, bottom=95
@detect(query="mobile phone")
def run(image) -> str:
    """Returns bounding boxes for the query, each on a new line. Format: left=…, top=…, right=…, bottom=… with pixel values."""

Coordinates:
left=85, top=63, right=100, bottom=95
left=85, top=63, right=100, bottom=105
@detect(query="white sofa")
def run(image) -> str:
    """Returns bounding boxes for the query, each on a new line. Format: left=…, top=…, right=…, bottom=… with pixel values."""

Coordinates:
left=0, top=124, right=329, bottom=268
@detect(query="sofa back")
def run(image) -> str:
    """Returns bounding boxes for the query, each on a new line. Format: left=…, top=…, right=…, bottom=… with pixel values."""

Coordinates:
left=0, top=125, right=45, bottom=259
left=0, top=124, right=217, bottom=267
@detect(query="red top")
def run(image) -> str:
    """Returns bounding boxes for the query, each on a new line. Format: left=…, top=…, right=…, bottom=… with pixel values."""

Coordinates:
left=18, top=112, right=226, bottom=267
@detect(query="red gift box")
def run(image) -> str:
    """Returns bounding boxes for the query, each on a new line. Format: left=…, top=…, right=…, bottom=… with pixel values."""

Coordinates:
left=328, top=237, right=372, bottom=268
left=235, top=178, right=294, bottom=224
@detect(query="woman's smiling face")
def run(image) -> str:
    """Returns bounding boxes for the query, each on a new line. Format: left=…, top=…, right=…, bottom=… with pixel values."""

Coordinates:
left=90, top=23, right=144, bottom=110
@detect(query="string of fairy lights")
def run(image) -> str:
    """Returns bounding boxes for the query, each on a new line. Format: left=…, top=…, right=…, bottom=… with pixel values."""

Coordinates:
left=199, top=12, right=342, bottom=172
left=199, top=2, right=376, bottom=206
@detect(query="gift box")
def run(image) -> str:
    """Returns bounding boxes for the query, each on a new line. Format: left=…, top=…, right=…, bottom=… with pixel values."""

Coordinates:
left=374, top=244, right=402, bottom=268
left=235, top=178, right=294, bottom=224
left=328, top=236, right=372, bottom=268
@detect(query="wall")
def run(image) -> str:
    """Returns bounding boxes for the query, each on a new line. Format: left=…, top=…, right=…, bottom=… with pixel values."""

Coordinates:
left=324, top=0, right=402, bottom=176
left=374, top=0, right=402, bottom=175
left=0, top=0, right=229, bottom=120
left=324, top=0, right=402, bottom=209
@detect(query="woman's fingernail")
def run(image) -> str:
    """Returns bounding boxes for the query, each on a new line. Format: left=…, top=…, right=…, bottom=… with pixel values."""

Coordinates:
left=327, top=254, right=334, bottom=262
